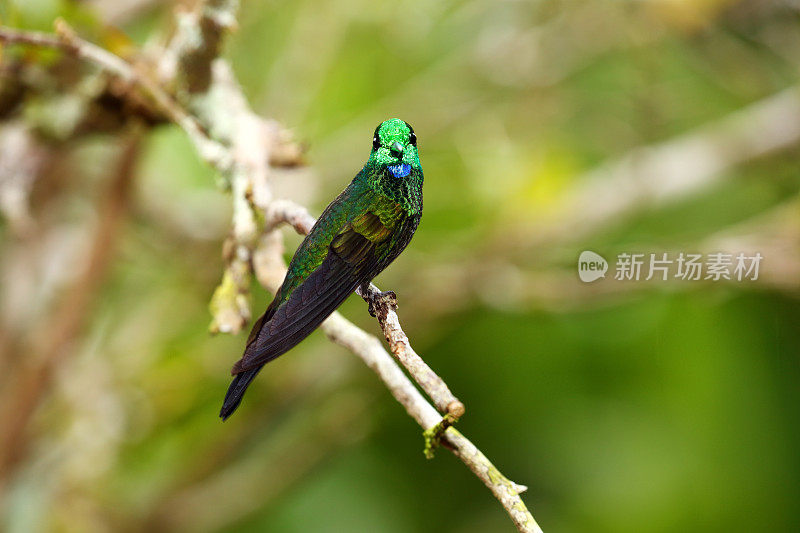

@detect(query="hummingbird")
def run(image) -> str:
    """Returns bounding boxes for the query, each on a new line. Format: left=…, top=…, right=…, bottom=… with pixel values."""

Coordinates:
left=220, top=118, right=423, bottom=420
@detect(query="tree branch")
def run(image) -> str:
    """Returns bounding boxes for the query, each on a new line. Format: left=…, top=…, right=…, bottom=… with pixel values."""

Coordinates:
left=0, top=18, right=543, bottom=532
left=0, top=23, right=230, bottom=169
left=253, top=203, right=539, bottom=532
left=357, top=282, right=466, bottom=420
left=157, top=3, right=303, bottom=334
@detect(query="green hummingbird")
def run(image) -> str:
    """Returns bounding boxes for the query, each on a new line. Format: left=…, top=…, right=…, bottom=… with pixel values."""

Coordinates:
left=220, top=118, right=423, bottom=419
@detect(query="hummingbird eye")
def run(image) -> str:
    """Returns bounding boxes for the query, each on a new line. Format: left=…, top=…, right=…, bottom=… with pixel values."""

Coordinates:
left=409, top=132, right=416, bottom=147
left=372, top=136, right=381, bottom=151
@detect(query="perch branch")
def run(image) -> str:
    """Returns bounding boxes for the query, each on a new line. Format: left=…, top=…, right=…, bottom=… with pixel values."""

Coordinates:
left=0, top=17, right=542, bottom=532
left=321, top=312, right=541, bottom=532
left=357, top=282, right=465, bottom=419
left=254, top=203, right=537, bottom=531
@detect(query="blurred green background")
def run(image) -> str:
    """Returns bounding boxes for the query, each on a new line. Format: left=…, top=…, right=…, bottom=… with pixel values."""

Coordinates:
left=1, top=0, right=800, bottom=531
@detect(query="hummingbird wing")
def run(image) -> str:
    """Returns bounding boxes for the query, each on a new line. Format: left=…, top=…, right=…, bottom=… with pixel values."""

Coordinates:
left=231, top=196, right=417, bottom=374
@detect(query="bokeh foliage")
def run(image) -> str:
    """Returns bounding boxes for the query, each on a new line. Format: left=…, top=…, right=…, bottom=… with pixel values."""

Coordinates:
left=1, top=0, right=800, bottom=531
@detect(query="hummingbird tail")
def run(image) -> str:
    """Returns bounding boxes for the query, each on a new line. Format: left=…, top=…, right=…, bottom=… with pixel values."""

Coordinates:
left=220, top=366, right=263, bottom=421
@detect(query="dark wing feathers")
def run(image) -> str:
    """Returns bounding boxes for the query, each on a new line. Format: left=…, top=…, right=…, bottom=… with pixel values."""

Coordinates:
left=231, top=215, right=394, bottom=373
left=244, top=303, right=277, bottom=350
left=220, top=367, right=262, bottom=420
left=221, top=210, right=420, bottom=419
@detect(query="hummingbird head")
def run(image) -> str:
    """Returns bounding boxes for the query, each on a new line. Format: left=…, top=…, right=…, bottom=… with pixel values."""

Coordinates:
left=369, top=118, right=419, bottom=179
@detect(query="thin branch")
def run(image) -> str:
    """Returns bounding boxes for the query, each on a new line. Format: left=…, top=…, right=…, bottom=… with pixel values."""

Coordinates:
left=357, top=282, right=465, bottom=419
left=0, top=23, right=230, bottom=170
left=171, top=0, right=239, bottom=95
left=159, top=4, right=303, bottom=334
left=446, top=428, right=537, bottom=531
left=324, top=307, right=541, bottom=532
left=0, top=17, right=544, bottom=532
left=254, top=202, right=539, bottom=532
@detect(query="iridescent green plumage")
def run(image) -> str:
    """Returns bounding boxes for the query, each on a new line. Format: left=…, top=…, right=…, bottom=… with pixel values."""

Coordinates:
left=220, top=119, right=423, bottom=419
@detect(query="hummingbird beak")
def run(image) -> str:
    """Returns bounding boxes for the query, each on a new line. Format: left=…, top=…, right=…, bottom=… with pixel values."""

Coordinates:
left=390, top=141, right=404, bottom=158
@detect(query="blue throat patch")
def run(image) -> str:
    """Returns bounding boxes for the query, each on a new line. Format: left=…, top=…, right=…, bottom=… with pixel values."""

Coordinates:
left=388, top=163, right=411, bottom=178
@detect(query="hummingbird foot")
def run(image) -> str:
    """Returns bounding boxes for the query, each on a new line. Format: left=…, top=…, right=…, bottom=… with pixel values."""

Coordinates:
left=422, top=413, right=458, bottom=459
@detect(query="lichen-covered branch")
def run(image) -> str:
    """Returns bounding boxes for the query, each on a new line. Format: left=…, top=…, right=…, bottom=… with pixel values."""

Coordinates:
left=0, top=16, right=543, bottom=532
left=0, top=23, right=230, bottom=170
left=252, top=202, right=539, bottom=531
left=157, top=2, right=303, bottom=335
left=323, top=306, right=541, bottom=532
left=445, top=428, right=539, bottom=532
left=357, top=282, right=465, bottom=419
left=251, top=238, right=540, bottom=533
